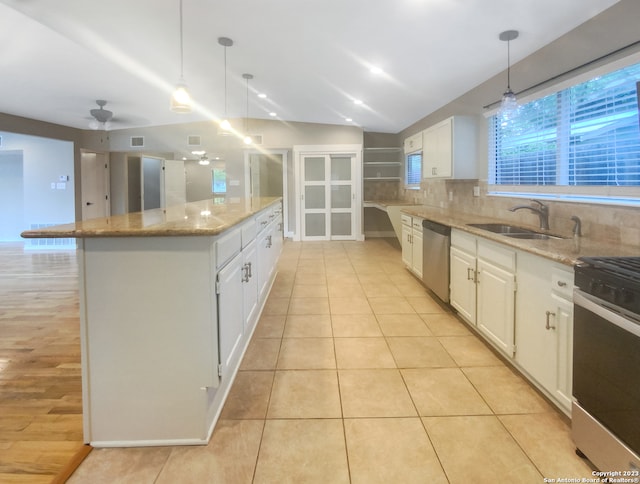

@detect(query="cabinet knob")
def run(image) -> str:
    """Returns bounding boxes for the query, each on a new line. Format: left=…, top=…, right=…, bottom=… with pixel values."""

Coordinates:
left=557, top=281, right=567, bottom=287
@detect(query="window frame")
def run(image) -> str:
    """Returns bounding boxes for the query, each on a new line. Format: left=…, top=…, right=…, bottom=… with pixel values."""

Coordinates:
left=405, top=150, right=422, bottom=189
left=486, top=52, right=640, bottom=206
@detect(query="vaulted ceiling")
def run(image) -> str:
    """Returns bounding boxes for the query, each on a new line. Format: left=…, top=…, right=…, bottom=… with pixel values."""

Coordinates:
left=0, top=0, right=621, bottom=133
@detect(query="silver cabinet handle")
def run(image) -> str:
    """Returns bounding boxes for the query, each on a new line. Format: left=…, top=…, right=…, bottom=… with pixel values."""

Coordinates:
left=467, top=267, right=474, bottom=281
left=241, top=263, right=250, bottom=283
left=247, top=261, right=252, bottom=278
left=557, top=281, right=567, bottom=287
left=545, top=310, right=556, bottom=330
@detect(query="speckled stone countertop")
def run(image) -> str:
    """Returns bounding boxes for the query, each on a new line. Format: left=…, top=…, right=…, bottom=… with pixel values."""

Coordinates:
left=401, top=205, right=639, bottom=267
left=20, top=197, right=282, bottom=238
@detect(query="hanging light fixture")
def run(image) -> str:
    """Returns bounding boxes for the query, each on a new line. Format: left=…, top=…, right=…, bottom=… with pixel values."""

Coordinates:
left=218, top=37, right=234, bottom=133
left=498, top=29, right=519, bottom=120
left=242, top=73, right=253, bottom=145
left=170, top=0, right=192, bottom=113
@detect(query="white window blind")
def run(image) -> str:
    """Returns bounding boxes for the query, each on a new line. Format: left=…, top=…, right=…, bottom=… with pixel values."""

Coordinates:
left=406, top=152, right=422, bottom=186
left=490, top=62, right=640, bottom=187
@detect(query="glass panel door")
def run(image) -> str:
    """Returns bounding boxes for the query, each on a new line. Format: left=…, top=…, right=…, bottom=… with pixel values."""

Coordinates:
left=329, top=155, right=355, bottom=239
left=300, top=153, right=357, bottom=241
left=301, top=155, right=329, bottom=240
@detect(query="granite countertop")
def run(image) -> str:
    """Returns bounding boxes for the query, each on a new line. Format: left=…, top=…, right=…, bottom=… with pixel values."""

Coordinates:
left=20, top=197, right=282, bottom=238
left=401, top=205, right=639, bottom=266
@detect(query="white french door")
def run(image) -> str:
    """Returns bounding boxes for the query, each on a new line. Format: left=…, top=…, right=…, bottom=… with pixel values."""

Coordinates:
left=299, top=151, right=359, bottom=241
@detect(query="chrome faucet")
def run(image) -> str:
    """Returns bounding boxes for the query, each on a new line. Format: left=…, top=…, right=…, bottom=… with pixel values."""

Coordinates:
left=509, top=199, right=550, bottom=230
left=571, top=215, right=582, bottom=237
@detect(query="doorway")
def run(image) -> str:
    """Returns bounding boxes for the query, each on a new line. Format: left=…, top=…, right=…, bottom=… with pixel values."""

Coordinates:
left=294, top=145, right=363, bottom=241
left=0, top=150, right=24, bottom=241
left=81, top=151, right=109, bottom=221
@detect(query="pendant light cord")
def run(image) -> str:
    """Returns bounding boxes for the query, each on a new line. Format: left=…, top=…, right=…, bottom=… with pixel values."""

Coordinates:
left=506, top=39, right=511, bottom=90
left=179, top=0, right=184, bottom=80
left=224, top=46, right=228, bottom=117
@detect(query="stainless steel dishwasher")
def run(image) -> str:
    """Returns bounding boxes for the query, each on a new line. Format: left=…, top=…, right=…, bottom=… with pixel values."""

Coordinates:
left=422, top=219, right=451, bottom=303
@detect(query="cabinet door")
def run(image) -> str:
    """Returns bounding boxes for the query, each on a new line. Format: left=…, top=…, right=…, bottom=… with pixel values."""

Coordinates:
left=412, top=228, right=423, bottom=279
left=552, top=293, right=573, bottom=411
left=257, top=225, right=276, bottom=302
left=515, top=254, right=557, bottom=390
left=450, top=246, right=476, bottom=323
left=477, top=259, right=515, bottom=356
left=423, top=119, right=452, bottom=178
left=242, top=239, right=258, bottom=334
left=401, top=223, right=412, bottom=268
left=217, top=253, right=244, bottom=378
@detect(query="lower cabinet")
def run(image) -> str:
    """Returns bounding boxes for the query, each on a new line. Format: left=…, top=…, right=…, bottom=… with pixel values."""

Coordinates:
left=401, top=214, right=423, bottom=279
left=450, top=230, right=516, bottom=357
left=476, top=256, right=515, bottom=356
left=450, top=245, right=476, bottom=322
left=80, top=201, right=283, bottom=447
left=217, top=250, right=245, bottom=376
left=450, top=228, right=574, bottom=414
left=515, top=251, right=574, bottom=412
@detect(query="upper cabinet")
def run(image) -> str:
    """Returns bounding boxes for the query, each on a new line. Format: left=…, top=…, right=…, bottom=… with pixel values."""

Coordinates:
left=403, top=132, right=423, bottom=153
left=422, top=116, right=477, bottom=179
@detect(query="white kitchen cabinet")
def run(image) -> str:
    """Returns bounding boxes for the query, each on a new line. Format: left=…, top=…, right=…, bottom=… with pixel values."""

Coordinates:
left=403, top=132, right=423, bottom=154
left=242, top=238, right=258, bottom=334
left=422, top=116, right=477, bottom=179
left=449, top=229, right=516, bottom=357
left=401, top=214, right=423, bottom=278
left=257, top=204, right=283, bottom=302
left=476, top=256, right=516, bottom=356
left=515, top=252, right=574, bottom=413
left=450, top=245, right=476, bottom=323
left=217, top=250, right=244, bottom=378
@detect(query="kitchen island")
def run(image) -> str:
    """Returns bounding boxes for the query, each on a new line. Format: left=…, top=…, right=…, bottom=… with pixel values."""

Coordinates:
left=21, top=197, right=283, bottom=447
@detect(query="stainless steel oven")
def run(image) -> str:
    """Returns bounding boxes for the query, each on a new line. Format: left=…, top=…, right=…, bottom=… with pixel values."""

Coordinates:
left=573, top=257, right=640, bottom=472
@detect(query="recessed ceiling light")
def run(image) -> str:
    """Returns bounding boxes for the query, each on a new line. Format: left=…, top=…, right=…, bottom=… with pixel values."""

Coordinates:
left=345, top=118, right=353, bottom=122
left=258, top=93, right=267, bottom=99
left=269, top=112, right=277, bottom=117
left=370, top=66, right=383, bottom=75
left=353, top=99, right=363, bottom=105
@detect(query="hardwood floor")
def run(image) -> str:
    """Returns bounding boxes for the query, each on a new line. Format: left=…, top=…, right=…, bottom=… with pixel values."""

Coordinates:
left=0, top=243, right=84, bottom=483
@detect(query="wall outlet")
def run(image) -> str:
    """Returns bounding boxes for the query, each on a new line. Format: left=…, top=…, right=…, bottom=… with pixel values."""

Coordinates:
left=473, top=185, right=480, bottom=197
left=448, top=191, right=453, bottom=201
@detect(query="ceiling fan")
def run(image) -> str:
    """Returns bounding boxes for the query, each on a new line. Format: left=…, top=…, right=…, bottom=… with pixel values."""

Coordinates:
left=89, top=99, right=114, bottom=130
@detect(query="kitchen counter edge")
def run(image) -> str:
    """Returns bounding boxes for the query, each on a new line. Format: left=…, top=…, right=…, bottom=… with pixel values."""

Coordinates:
left=20, top=197, right=283, bottom=238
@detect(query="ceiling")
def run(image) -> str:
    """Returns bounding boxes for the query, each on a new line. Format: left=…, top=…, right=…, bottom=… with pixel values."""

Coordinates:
left=0, top=0, right=621, bottom=134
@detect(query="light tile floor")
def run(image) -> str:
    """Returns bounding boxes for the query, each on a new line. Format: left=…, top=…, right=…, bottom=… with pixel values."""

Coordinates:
left=68, top=239, right=595, bottom=483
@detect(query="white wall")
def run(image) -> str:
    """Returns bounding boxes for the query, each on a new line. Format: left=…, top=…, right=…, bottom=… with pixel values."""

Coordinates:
left=0, top=131, right=75, bottom=240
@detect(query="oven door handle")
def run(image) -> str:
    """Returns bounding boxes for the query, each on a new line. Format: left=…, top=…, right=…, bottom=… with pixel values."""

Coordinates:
left=574, top=289, right=640, bottom=338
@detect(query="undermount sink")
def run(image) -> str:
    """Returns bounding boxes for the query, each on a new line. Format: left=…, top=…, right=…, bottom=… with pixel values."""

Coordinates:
left=467, top=223, right=565, bottom=240
left=466, top=223, right=537, bottom=234
left=503, top=233, right=564, bottom=240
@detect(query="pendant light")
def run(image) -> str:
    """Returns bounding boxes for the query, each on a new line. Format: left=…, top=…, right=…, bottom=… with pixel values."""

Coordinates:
left=498, top=30, right=519, bottom=120
left=242, top=73, right=253, bottom=145
left=218, top=37, right=233, bottom=133
left=170, top=0, right=191, bottom=113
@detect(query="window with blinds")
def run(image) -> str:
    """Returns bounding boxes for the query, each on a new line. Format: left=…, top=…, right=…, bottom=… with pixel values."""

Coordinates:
left=489, top=62, right=640, bottom=187
left=406, top=151, right=422, bottom=187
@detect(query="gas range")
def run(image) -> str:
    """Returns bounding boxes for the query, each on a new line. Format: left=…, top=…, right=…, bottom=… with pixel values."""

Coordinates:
left=575, top=256, right=640, bottom=315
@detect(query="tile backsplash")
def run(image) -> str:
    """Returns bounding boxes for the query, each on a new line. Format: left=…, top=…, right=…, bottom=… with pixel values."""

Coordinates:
left=398, top=179, right=640, bottom=247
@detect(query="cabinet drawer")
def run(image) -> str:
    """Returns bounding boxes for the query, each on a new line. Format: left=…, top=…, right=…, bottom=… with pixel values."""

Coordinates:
left=241, top=219, right=256, bottom=249
left=401, top=214, right=412, bottom=226
left=478, top=238, right=515, bottom=272
left=451, top=229, right=476, bottom=253
left=412, top=218, right=423, bottom=230
left=216, top=227, right=241, bottom=269
left=551, top=266, right=574, bottom=299
left=256, top=210, right=270, bottom=233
